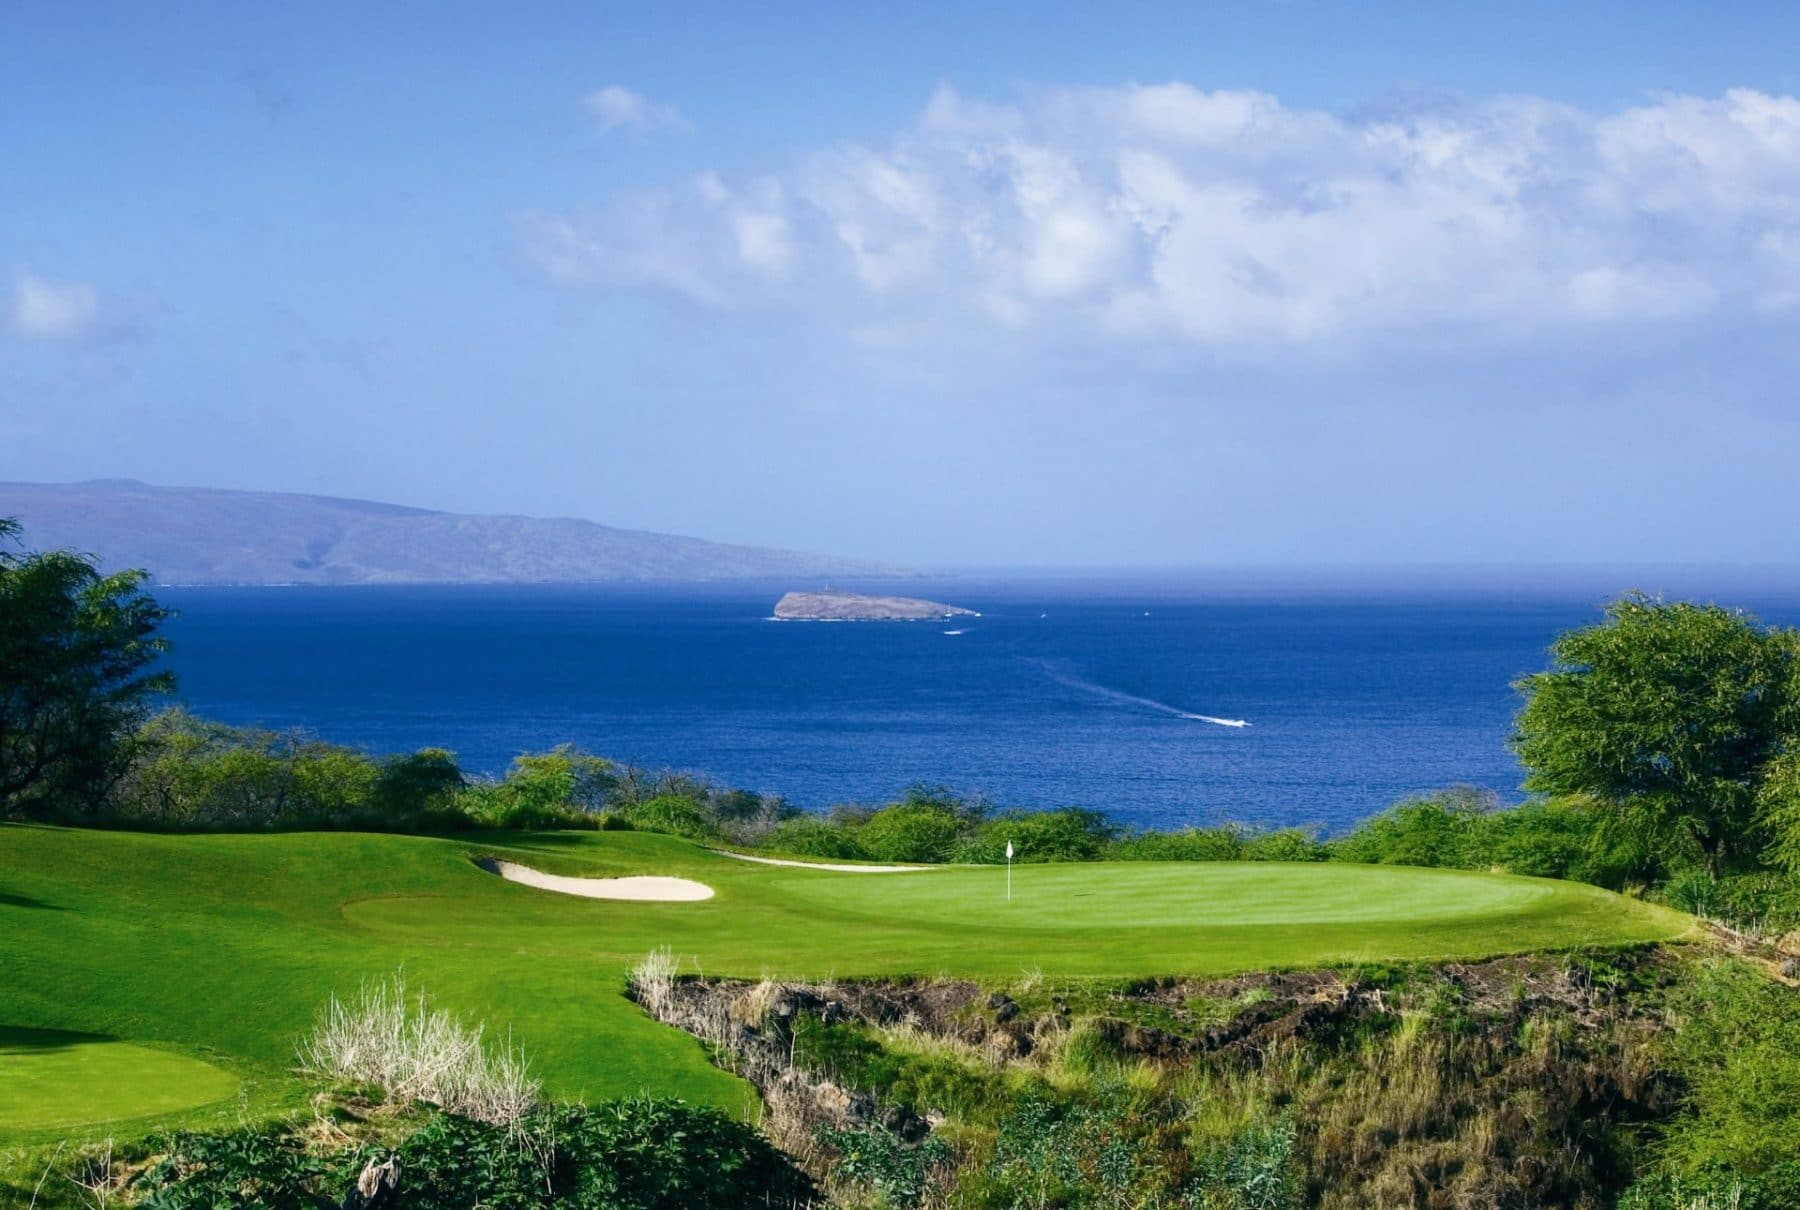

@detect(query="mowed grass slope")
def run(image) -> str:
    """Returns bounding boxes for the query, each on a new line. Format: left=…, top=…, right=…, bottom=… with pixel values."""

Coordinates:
left=0, top=824, right=1691, bottom=1142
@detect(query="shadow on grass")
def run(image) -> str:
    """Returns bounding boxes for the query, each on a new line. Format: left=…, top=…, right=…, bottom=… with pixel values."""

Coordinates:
left=0, top=1026, right=109, bottom=1055
left=0, top=889, right=62, bottom=910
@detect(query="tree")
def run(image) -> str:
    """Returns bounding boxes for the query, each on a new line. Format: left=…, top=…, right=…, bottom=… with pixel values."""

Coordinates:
left=1512, top=594, right=1800, bottom=877
left=0, top=518, right=175, bottom=817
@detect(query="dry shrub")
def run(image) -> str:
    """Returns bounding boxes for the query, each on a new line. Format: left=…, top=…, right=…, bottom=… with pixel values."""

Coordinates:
left=627, top=947, right=679, bottom=1020
left=297, top=973, right=539, bottom=1126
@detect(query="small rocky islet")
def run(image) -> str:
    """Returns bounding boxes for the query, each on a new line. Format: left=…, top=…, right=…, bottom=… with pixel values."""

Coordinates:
left=772, top=590, right=979, bottom=621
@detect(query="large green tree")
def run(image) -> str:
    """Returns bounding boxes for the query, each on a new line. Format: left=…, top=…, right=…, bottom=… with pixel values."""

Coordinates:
left=0, top=517, right=174, bottom=817
left=1512, top=593, right=1800, bottom=876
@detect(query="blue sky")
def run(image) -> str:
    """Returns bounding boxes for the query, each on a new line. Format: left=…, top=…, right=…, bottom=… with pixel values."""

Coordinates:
left=4, top=2, right=1799, bottom=567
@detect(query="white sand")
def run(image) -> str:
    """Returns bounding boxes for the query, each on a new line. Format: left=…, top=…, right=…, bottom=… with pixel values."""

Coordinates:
left=710, top=850, right=932, bottom=873
left=479, top=859, right=714, bottom=901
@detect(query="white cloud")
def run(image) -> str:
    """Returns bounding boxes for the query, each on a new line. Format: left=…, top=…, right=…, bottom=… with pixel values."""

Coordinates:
left=10, top=272, right=100, bottom=340
left=529, top=83, right=1800, bottom=353
left=584, top=85, right=690, bottom=134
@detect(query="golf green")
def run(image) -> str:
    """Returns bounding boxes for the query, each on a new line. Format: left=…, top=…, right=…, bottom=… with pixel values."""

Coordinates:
left=0, top=824, right=1692, bottom=1142
left=0, top=1029, right=240, bottom=1134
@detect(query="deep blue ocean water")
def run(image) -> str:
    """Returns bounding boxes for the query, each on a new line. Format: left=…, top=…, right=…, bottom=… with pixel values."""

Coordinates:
left=154, top=576, right=1800, bottom=833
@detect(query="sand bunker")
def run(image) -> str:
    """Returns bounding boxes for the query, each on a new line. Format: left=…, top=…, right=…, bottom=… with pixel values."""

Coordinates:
left=478, top=858, right=714, bottom=901
left=712, top=850, right=932, bottom=873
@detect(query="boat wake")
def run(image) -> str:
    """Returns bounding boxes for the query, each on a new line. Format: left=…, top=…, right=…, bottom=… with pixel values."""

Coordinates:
left=1032, top=661, right=1250, bottom=728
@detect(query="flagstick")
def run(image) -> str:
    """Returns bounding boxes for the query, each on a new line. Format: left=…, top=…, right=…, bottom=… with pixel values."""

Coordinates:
left=1006, top=839, right=1013, bottom=901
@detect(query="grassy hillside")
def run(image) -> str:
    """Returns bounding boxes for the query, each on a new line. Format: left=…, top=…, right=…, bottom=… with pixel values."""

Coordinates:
left=0, top=824, right=1690, bottom=1144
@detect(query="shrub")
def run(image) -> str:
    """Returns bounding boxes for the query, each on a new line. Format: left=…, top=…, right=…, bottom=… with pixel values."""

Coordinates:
left=396, top=1099, right=814, bottom=1209
left=1243, top=829, right=1327, bottom=862
left=763, top=815, right=871, bottom=860
left=620, top=794, right=719, bottom=840
left=297, top=974, right=539, bottom=1126
left=964, top=1088, right=1180, bottom=1208
left=134, top=1129, right=328, bottom=1210
left=817, top=1123, right=950, bottom=1208
left=369, top=747, right=466, bottom=821
left=1187, top=1116, right=1302, bottom=1210
left=627, top=947, right=679, bottom=1019
left=133, top=1101, right=814, bottom=1210
left=1653, top=960, right=1800, bottom=1203
left=1616, top=1170, right=1769, bottom=1210
left=1112, top=826, right=1246, bottom=862
left=858, top=803, right=965, bottom=863
left=1677, top=870, right=1800, bottom=934
left=955, top=808, right=1118, bottom=864
left=1329, top=788, right=1497, bottom=868
left=114, top=710, right=472, bottom=832
left=1483, top=797, right=1610, bottom=882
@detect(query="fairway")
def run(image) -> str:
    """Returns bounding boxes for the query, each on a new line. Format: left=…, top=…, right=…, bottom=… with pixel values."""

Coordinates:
left=0, top=824, right=1691, bottom=1142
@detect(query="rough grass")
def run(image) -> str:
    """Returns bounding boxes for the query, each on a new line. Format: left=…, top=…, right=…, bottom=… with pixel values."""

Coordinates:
left=0, top=824, right=1691, bottom=1146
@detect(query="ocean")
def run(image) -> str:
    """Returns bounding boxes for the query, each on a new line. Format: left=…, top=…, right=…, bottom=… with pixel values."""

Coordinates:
left=154, top=575, right=1800, bottom=833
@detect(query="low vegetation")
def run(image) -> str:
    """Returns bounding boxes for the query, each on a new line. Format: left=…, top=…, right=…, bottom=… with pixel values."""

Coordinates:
left=297, top=974, right=540, bottom=1127
left=43, top=1092, right=813, bottom=1209
left=629, top=947, right=1800, bottom=1209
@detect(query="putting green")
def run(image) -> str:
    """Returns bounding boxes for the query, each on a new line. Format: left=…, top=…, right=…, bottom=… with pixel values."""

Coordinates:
left=0, top=1028, right=239, bottom=1132
left=767, top=861, right=1558, bottom=928
left=0, top=824, right=1691, bottom=1142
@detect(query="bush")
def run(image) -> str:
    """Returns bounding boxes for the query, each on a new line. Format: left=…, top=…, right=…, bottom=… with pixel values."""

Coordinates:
left=1329, top=788, right=1496, bottom=868
left=1616, top=1170, right=1770, bottom=1210
left=117, top=711, right=378, bottom=829
left=298, top=974, right=539, bottom=1125
left=133, top=1100, right=814, bottom=1210
left=955, top=808, right=1118, bottom=864
left=963, top=1088, right=1181, bottom=1208
left=394, top=1100, right=813, bottom=1209
left=763, top=816, right=871, bottom=860
left=1187, top=1116, right=1302, bottom=1209
left=1483, top=797, right=1612, bottom=882
left=1652, top=960, right=1800, bottom=1203
left=1662, top=870, right=1800, bottom=934
left=858, top=803, right=965, bottom=863
left=1112, top=826, right=1246, bottom=862
left=1243, top=829, right=1327, bottom=862
left=370, top=748, right=466, bottom=821
left=619, top=794, right=719, bottom=840
left=817, top=1123, right=950, bottom=1208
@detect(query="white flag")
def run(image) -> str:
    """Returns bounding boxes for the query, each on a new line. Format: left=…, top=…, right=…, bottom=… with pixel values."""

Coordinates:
left=1006, top=841, right=1014, bottom=860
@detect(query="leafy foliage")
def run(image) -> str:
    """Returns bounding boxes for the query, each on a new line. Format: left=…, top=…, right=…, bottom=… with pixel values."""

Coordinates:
left=116, top=710, right=468, bottom=831
left=131, top=1100, right=815, bottom=1209
left=135, top=1129, right=329, bottom=1210
left=954, top=807, right=1118, bottom=863
left=1187, top=1117, right=1302, bottom=1210
left=0, top=517, right=174, bottom=818
left=1513, top=594, right=1800, bottom=876
left=856, top=802, right=964, bottom=863
left=960, top=1087, right=1184, bottom=1208
left=1650, top=961, right=1800, bottom=1203
left=763, top=815, right=873, bottom=859
left=815, top=1123, right=949, bottom=1208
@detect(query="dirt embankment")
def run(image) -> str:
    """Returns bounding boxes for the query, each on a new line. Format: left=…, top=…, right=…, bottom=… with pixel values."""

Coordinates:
left=633, top=948, right=1691, bottom=1208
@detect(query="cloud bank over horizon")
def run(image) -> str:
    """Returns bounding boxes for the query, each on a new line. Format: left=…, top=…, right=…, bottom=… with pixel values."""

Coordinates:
left=8, top=4, right=1800, bottom=568
left=528, top=83, right=1800, bottom=360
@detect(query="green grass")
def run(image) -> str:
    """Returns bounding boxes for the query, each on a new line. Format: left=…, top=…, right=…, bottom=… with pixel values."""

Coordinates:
left=0, top=823, right=1691, bottom=1144
left=0, top=1030, right=239, bottom=1135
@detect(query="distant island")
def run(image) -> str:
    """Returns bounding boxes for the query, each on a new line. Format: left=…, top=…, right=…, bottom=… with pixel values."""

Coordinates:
left=773, top=590, right=978, bottom=621
left=0, top=480, right=902, bottom=585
